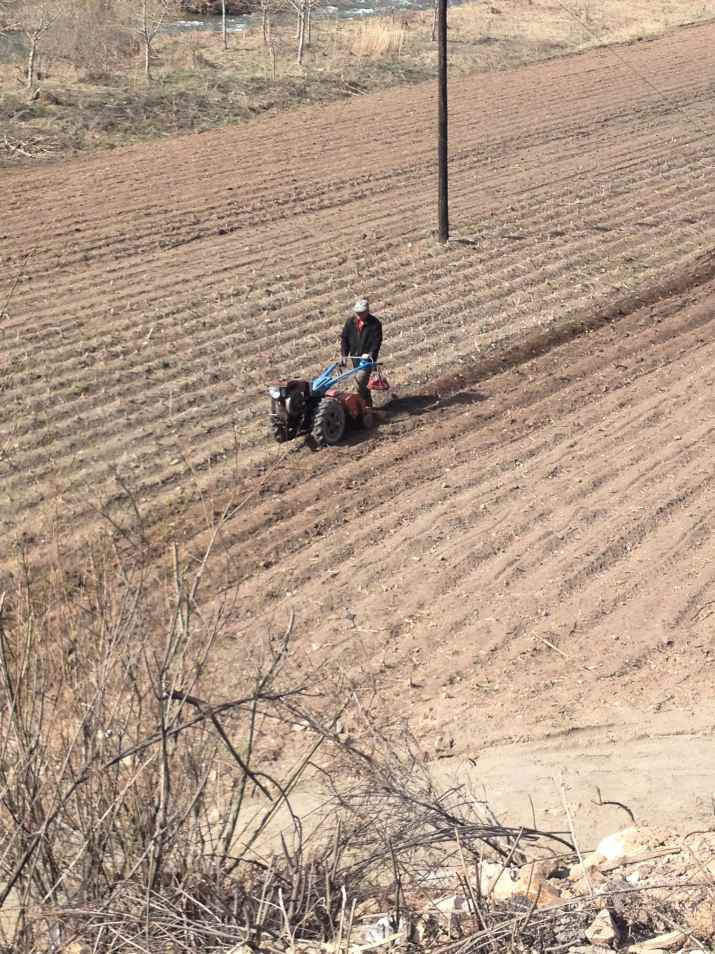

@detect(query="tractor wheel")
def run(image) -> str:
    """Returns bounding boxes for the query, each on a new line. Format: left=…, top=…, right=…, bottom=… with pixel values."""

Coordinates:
left=311, top=397, right=346, bottom=447
left=270, top=416, right=290, bottom=443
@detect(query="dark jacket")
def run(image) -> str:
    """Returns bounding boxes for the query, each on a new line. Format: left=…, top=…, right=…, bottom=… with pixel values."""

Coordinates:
left=340, top=313, right=383, bottom=362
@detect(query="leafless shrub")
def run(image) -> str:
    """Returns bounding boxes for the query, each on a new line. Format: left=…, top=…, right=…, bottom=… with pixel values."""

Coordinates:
left=2, top=518, right=711, bottom=954
left=116, top=0, right=181, bottom=80
left=0, top=505, right=576, bottom=954
left=1, top=487, right=704, bottom=953
left=0, top=526, right=313, bottom=950
left=3, top=0, right=67, bottom=89
left=54, top=0, right=135, bottom=80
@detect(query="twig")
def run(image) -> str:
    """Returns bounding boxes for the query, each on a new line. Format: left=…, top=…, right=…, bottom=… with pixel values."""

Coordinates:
left=683, top=839, right=715, bottom=895
left=2, top=135, right=40, bottom=159
left=692, top=599, right=715, bottom=621
left=455, top=828, right=489, bottom=935
left=600, top=845, right=681, bottom=872
left=437, top=881, right=710, bottom=954
left=533, top=634, right=569, bottom=659
left=342, top=81, right=368, bottom=95
left=638, top=903, right=707, bottom=952
left=592, top=785, right=636, bottom=825
left=166, top=688, right=275, bottom=801
left=344, top=897, right=357, bottom=952
left=511, top=888, right=541, bottom=951
left=0, top=248, right=34, bottom=321
left=559, top=779, right=592, bottom=897
left=335, top=885, right=347, bottom=953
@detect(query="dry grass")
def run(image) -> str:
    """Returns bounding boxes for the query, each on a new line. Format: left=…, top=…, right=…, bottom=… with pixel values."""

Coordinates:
left=350, top=20, right=407, bottom=58
left=446, top=0, right=715, bottom=69
left=2, top=0, right=715, bottom=161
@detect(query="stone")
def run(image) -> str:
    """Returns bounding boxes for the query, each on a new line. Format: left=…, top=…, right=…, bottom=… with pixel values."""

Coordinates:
left=569, top=868, right=607, bottom=896
left=411, top=913, right=440, bottom=945
left=687, top=899, right=715, bottom=939
left=427, top=895, right=467, bottom=938
left=568, top=947, right=611, bottom=954
left=363, top=915, right=406, bottom=945
left=595, top=827, right=664, bottom=865
left=570, top=852, right=607, bottom=880
left=628, top=932, right=687, bottom=953
left=365, top=915, right=393, bottom=943
left=585, top=910, right=621, bottom=947
left=432, top=894, right=468, bottom=914
left=478, top=860, right=561, bottom=907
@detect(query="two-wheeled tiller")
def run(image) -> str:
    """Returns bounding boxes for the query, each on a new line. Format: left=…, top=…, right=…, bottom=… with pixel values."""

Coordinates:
left=268, top=356, right=390, bottom=447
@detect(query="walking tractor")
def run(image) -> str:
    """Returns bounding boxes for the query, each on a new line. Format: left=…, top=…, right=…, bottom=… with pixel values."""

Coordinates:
left=268, top=357, right=390, bottom=447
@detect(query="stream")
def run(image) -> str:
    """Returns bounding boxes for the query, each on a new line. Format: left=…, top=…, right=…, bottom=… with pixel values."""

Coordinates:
left=169, top=0, right=437, bottom=34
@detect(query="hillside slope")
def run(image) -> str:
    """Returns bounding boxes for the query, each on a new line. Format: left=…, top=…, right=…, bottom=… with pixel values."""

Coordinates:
left=0, top=20, right=713, bottom=826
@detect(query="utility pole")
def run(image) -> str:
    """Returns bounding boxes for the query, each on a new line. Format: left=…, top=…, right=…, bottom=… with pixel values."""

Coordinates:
left=437, top=0, right=449, bottom=242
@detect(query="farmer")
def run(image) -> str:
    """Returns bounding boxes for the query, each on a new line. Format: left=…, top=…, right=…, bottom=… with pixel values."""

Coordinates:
left=340, top=297, right=383, bottom=406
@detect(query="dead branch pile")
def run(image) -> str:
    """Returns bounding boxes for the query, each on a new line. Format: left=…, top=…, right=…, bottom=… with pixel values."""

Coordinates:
left=1, top=133, right=56, bottom=159
left=0, top=539, right=713, bottom=953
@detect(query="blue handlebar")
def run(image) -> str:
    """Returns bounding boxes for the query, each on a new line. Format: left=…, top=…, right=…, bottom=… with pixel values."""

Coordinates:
left=310, top=359, right=375, bottom=396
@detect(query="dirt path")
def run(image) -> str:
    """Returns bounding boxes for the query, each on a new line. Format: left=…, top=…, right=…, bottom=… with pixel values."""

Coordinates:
left=268, top=704, right=715, bottom=852
left=1, top=22, right=713, bottom=830
left=439, top=707, right=715, bottom=845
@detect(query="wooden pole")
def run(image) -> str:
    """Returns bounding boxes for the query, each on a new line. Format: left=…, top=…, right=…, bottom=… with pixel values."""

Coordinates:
left=437, top=0, right=449, bottom=242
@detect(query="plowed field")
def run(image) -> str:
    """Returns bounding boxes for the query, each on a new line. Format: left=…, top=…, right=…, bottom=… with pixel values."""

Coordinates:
left=1, top=21, right=714, bottom=786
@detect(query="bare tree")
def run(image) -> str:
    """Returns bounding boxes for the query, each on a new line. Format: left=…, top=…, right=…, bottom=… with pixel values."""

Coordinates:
left=120, top=0, right=177, bottom=80
left=260, top=0, right=272, bottom=46
left=296, top=0, right=306, bottom=63
left=4, top=0, right=67, bottom=90
left=305, top=0, right=313, bottom=47
left=285, top=0, right=316, bottom=65
left=40, top=1, right=135, bottom=81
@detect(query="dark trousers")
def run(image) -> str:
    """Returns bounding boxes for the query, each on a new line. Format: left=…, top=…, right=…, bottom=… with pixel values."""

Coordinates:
left=353, top=367, right=372, bottom=406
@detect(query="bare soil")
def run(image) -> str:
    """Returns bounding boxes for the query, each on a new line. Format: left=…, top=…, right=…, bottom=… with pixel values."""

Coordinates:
left=1, top=20, right=714, bottom=830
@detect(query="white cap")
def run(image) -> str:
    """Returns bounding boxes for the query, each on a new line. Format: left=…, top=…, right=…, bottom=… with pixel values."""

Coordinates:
left=353, top=297, right=369, bottom=313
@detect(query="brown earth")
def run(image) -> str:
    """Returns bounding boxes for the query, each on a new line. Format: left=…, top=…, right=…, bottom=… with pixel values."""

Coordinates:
left=0, top=20, right=714, bottom=827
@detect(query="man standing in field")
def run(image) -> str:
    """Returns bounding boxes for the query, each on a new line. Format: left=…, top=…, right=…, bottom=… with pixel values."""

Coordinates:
left=340, top=297, right=383, bottom=407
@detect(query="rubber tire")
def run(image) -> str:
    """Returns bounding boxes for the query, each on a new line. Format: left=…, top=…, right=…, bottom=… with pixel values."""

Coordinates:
left=311, top=397, right=346, bottom=447
left=271, top=416, right=290, bottom=443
